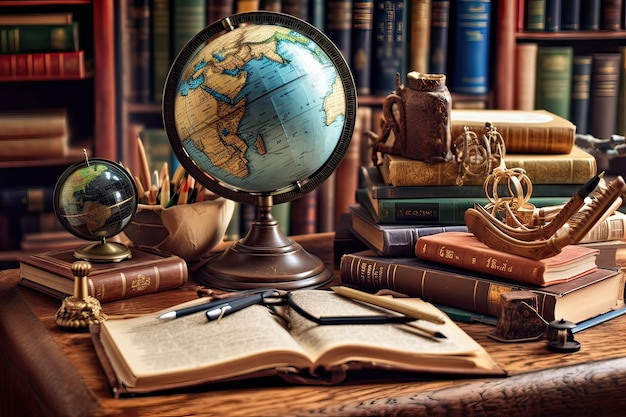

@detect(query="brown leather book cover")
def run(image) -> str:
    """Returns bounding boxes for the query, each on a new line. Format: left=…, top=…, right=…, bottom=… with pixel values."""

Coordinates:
left=18, top=247, right=188, bottom=303
left=589, top=53, right=621, bottom=139
left=415, top=231, right=599, bottom=286
left=340, top=250, right=622, bottom=322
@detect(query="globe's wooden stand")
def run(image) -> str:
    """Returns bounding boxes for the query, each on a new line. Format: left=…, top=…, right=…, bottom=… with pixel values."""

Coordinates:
left=196, top=195, right=333, bottom=290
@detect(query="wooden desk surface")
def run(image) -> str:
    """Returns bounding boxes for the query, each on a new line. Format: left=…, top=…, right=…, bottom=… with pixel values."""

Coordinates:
left=2, top=232, right=626, bottom=417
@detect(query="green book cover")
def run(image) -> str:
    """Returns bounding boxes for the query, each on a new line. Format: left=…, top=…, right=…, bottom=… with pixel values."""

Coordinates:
left=356, top=188, right=570, bottom=225
left=0, top=22, right=78, bottom=54
left=535, top=46, right=573, bottom=120
left=171, top=0, right=207, bottom=57
left=525, top=0, right=546, bottom=30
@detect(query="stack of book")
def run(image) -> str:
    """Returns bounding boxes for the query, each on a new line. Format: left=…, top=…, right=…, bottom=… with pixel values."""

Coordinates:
left=0, top=13, right=86, bottom=79
left=341, top=109, right=626, bottom=325
left=340, top=233, right=624, bottom=326
left=0, top=109, right=69, bottom=161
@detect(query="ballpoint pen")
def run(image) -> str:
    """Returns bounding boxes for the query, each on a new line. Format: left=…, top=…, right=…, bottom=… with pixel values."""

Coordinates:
left=158, top=289, right=274, bottom=320
left=206, top=290, right=276, bottom=321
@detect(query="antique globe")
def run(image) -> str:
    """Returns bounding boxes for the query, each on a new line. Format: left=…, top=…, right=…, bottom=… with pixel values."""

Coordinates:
left=162, top=11, right=357, bottom=290
left=53, top=151, right=138, bottom=262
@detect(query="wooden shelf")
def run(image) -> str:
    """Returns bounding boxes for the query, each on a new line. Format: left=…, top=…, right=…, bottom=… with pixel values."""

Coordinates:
left=517, top=30, right=626, bottom=41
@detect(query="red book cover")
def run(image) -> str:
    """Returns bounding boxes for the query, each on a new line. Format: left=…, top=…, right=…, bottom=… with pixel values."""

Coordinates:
left=415, top=232, right=599, bottom=286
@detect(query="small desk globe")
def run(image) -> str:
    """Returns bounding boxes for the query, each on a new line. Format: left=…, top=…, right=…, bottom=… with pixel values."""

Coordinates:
left=53, top=151, right=138, bottom=262
left=162, top=11, right=357, bottom=290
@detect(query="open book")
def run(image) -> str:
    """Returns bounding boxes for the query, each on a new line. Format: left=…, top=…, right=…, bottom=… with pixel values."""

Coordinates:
left=92, top=290, right=505, bottom=395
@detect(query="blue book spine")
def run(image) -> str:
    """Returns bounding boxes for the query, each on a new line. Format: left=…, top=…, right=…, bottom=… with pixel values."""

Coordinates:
left=581, top=0, right=600, bottom=30
left=429, top=0, right=449, bottom=74
left=544, top=0, right=562, bottom=31
left=561, top=0, right=581, bottom=30
left=452, top=0, right=492, bottom=95
left=371, top=0, right=408, bottom=96
left=128, top=0, right=151, bottom=102
left=351, top=0, right=374, bottom=95
left=309, top=0, right=326, bottom=31
left=325, top=0, right=352, bottom=62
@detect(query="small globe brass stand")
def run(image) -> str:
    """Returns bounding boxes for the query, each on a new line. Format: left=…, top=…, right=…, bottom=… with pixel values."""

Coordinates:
left=198, top=195, right=333, bottom=290
left=56, top=261, right=107, bottom=332
left=74, top=236, right=132, bottom=263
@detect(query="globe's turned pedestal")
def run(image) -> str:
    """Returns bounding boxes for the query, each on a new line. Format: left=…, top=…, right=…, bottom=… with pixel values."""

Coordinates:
left=162, top=12, right=357, bottom=290
left=197, top=195, right=333, bottom=290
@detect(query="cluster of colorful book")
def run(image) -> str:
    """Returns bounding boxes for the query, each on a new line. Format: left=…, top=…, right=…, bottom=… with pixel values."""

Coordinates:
left=0, top=12, right=87, bottom=79
left=514, top=0, right=626, bottom=139
left=340, top=109, right=626, bottom=328
left=517, top=42, right=626, bottom=141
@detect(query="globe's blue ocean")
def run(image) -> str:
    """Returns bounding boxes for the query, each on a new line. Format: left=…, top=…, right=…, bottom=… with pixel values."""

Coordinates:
left=181, top=35, right=346, bottom=193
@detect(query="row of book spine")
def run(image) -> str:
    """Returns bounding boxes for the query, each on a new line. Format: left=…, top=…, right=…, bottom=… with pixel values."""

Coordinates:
left=338, top=0, right=492, bottom=97
left=127, top=0, right=318, bottom=104
left=340, top=159, right=626, bottom=324
left=521, top=0, right=625, bottom=32
left=126, top=0, right=493, bottom=104
left=516, top=44, right=626, bottom=140
left=0, top=13, right=86, bottom=79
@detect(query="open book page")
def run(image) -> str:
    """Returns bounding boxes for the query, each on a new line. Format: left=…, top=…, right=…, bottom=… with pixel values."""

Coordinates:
left=287, top=291, right=499, bottom=371
left=97, top=290, right=502, bottom=391
left=100, top=302, right=310, bottom=389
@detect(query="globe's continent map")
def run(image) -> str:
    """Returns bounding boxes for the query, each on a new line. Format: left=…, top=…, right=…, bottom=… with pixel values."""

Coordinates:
left=58, top=163, right=136, bottom=238
left=174, top=24, right=347, bottom=193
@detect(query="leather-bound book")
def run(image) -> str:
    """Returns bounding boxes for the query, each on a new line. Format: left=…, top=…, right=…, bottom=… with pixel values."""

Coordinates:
left=340, top=250, right=622, bottom=322
left=18, top=247, right=188, bottom=303
left=589, top=53, right=621, bottom=139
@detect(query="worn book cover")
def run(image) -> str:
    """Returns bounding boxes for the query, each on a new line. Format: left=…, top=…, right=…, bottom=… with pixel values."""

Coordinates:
left=380, top=145, right=596, bottom=186
left=356, top=188, right=569, bottom=225
left=361, top=165, right=584, bottom=199
left=340, top=250, right=623, bottom=322
left=18, top=247, right=188, bottom=302
left=91, top=289, right=505, bottom=396
left=415, top=232, right=598, bottom=286
left=450, top=109, right=575, bottom=154
left=349, top=204, right=468, bottom=257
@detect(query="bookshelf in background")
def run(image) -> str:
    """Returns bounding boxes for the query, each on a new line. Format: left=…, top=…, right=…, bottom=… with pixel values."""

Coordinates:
left=497, top=1, right=626, bottom=140
left=0, top=0, right=116, bottom=266
left=118, top=0, right=504, bottom=238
